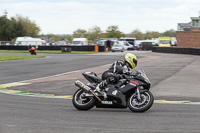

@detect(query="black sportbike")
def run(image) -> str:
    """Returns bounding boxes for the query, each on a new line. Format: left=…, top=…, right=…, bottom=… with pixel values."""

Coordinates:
left=72, top=69, right=154, bottom=112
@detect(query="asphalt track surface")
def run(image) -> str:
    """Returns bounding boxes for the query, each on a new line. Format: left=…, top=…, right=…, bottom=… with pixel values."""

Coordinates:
left=0, top=51, right=200, bottom=133
left=0, top=53, right=126, bottom=84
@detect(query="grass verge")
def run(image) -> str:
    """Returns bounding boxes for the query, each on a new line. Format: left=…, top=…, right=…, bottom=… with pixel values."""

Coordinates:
left=0, top=50, right=99, bottom=54
left=0, top=55, right=45, bottom=61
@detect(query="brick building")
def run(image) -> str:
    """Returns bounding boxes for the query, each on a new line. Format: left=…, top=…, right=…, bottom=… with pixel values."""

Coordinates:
left=177, top=16, right=200, bottom=47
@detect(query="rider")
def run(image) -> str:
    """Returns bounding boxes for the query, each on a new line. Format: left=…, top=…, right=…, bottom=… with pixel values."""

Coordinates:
left=29, top=46, right=36, bottom=55
left=95, top=53, right=138, bottom=95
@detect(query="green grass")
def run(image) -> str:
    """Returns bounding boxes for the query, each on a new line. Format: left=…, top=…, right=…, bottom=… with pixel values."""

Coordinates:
left=0, top=50, right=100, bottom=54
left=0, top=55, right=45, bottom=61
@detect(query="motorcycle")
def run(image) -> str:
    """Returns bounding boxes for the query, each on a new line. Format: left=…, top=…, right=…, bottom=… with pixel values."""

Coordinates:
left=72, top=69, right=154, bottom=112
left=29, top=47, right=37, bottom=55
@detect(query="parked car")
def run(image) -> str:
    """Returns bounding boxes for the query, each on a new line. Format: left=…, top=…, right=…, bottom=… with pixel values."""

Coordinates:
left=111, top=42, right=124, bottom=52
left=139, top=42, right=157, bottom=50
left=54, top=41, right=67, bottom=46
left=118, top=41, right=134, bottom=50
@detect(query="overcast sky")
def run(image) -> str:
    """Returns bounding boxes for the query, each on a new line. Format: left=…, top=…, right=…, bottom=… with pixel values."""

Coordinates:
left=1, top=0, right=200, bottom=34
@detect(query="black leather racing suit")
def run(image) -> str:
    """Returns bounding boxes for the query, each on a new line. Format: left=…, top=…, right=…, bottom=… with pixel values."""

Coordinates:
left=97, top=60, right=133, bottom=90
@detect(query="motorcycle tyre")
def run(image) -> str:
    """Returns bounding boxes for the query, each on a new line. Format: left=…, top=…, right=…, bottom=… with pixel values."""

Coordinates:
left=128, top=91, right=154, bottom=113
left=72, top=89, right=96, bottom=110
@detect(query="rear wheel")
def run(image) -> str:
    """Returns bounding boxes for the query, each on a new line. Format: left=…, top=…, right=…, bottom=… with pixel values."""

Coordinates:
left=128, top=91, right=154, bottom=112
left=72, top=89, right=96, bottom=110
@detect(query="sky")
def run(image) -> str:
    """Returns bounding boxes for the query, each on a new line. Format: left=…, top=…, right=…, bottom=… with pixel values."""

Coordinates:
left=0, top=0, right=200, bottom=34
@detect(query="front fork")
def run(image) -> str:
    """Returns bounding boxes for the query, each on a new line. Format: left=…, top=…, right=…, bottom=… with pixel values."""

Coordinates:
left=136, top=87, right=141, bottom=101
left=134, top=87, right=149, bottom=101
left=133, top=87, right=142, bottom=101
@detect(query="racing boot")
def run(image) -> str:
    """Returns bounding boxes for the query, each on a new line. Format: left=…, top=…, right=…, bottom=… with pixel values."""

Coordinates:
left=94, top=80, right=108, bottom=98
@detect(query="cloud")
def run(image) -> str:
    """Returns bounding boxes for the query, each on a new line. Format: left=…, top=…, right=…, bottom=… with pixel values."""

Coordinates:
left=1, top=0, right=200, bottom=34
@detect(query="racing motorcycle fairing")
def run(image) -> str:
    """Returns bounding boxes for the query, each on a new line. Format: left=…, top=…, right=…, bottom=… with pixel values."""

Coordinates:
left=134, top=70, right=151, bottom=90
left=106, top=86, right=126, bottom=107
left=95, top=100, right=127, bottom=108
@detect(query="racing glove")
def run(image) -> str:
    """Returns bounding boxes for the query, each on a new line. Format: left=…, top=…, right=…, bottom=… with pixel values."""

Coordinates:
left=129, top=73, right=137, bottom=79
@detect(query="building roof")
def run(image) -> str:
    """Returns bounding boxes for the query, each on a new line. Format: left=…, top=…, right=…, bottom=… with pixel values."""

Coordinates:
left=191, top=17, right=200, bottom=20
left=178, top=22, right=191, bottom=28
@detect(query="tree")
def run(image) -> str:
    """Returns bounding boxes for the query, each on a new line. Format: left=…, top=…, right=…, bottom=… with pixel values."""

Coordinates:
left=145, top=31, right=161, bottom=39
left=10, top=17, right=26, bottom=39
left=151, top=31, right=161, bottom=38
left=0, top=11, right=12, bottom=41
left=73, top=29, right=87, bottom=38
left=129, top=29, right=144, bottom=40
left=162, top=29, right=176, bottom=37
left=0, top=11, right=41, bottom=41
left=87, top=26, right=102, bottom=40
left=106, top=25, right=125, bottom=38
left=0, top=11, right=26, bottom=41
left=14, top=14, right=40, bottom=37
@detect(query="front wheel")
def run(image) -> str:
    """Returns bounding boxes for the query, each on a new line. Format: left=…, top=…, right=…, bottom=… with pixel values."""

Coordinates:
left=72, top=89, right=96, bottom=110
left=128, top=91, right=154, bottom=112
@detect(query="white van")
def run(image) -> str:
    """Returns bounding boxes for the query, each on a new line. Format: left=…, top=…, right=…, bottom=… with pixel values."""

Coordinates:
left=119, top=37, right=136, bottom=46
left=72, top=38, right=88, bottom=46
left=14, top=37, right=45, bottom=46
left=118, top=41, right=134, bottom=50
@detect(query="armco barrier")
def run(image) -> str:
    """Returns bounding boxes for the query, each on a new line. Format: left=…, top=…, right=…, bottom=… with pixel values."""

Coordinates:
left=0, top=45, right=106, bottom=52
left=152, top=46, right=200, bottom=55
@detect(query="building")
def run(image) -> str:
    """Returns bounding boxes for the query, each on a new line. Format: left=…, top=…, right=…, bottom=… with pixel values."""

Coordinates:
left=177, top=22, right=191, bottom=31
left=191, top=17, right=200, bottom=31
left=176, top=15, right=200, bottom=47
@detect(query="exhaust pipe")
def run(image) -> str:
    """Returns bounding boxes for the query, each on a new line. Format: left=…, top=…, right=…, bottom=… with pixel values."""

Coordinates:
left=75, top=80, right=91, bottom=92
left=75, top=80, right=101, bottom=101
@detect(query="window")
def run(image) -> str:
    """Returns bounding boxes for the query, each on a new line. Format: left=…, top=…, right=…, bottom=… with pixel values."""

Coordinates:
left=97, top=42, right=103, bottom=46
left=160, top=40, right=171, bottom=44
left=119, top=38, right=135, bottom=45
left=16, top=41, right=21, bottom=45
left=73, top=41, right=82, bottom=44
left=124, top=42, right=129, bottom=46
left=192, top=20, right=199, bottom=27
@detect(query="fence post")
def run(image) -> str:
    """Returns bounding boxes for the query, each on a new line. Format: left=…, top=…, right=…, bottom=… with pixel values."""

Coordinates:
left=95, top=45, right=99, bottom=52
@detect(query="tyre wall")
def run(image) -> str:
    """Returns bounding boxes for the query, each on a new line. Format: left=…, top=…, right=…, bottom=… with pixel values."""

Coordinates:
left=0, top=45, right=106, bottom=52
left=152, top=46, right=200, bottom=55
